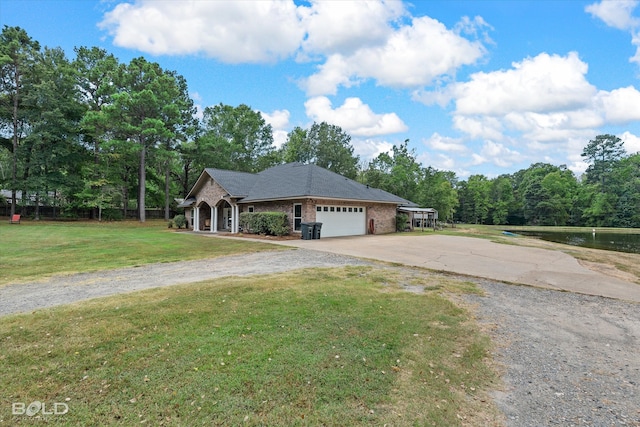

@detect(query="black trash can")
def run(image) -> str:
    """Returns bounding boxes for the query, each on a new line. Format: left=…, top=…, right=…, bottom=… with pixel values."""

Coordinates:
left=312, top=222, right=322, bottom=239
left=300, top=222, right=313, bottom=240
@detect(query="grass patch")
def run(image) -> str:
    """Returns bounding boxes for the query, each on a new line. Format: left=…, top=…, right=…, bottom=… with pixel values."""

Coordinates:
left=0, top=266, right=501, bottom=426
left=0, top=220, right=282, bottom=286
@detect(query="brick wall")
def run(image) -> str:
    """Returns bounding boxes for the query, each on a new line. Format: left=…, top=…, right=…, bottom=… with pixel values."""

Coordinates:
left=242, top=199, right=312, bottom=232
left=366, top=203, right=398, bottom=234
left=244, top=199, right=399, bottom=235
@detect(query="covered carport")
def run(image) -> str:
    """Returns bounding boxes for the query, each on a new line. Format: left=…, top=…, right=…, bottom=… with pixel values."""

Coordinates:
left=398, top=207, right=438, bottom=231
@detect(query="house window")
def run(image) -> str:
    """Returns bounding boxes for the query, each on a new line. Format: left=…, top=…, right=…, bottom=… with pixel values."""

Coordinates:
left=348, top=207, right=353, bottom=212
left=248, top=206, right=254, bottom=213
left=330, top=207, right=335, bottom=212
left=316, top=206, right=321, bottom=212
left=294, top=203, right=302, bottom=231
left=323, top=207, right=328, bottom=212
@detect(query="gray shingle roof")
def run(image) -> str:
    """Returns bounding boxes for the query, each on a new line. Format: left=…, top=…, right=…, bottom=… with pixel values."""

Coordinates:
left=187, top=163, right=415, bottom=206
left=241, top=163, right=414, bottom=205
left=204, top=168, right=258, bottom=197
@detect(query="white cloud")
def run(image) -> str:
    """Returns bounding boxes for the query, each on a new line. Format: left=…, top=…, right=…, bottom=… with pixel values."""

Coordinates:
left=423, top=132, right=468, bottom=153
left=190, top=92, right=204, bottom=121
left=414, top=50, right=640, bottom=177
left=351, top=138, right=394, bottom=161
left=303, top=55, right=358, bottom=96
left=260, top=109, right=290, bottom=129
left=452, top=52, right=596, bottom=116
left=595, top=86, right=640, bottom=123
left=260, top=109, right=291, bottom=149
left=299, top=1, right=405, bottom=57
left=100, top=0, right=488, bottom=89
left=452, top=116, right=503, bottom=140
left=480, top=141, right=522, bottom=168
left=586, top=0, right=639, bottom=30
left=417, top=152, right=460, bottom=173
left=621, top=131, right=640, bottom=153
left=304, top=96, right=408, bottom=137
left=351, top=16, right=487, bottom=88
left=470, top=153, right=486, bottom=166
left=586, top=1, right=640, bottom=64
left=417, top=51, right=640, bottom=176
left=99, top=0, right=305, bottom=63
left=303, top=15, right=488, bottom=95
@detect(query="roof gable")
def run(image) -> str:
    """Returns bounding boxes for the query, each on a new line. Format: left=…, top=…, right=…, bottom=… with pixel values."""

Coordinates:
left=205, top=168, right=257, bottom=197
left=186, top=168, right=257, bottom=199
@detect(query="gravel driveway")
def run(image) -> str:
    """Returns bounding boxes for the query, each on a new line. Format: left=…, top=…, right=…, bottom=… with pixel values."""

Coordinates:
left=2, top=246, right=639, bottom=426
left=463, top=280, right=640, bottom=426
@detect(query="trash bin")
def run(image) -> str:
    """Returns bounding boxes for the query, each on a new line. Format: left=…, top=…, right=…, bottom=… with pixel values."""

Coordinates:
left=312, top=222, right=322, bottom=239
left=300, top=222, right=313, bottom=240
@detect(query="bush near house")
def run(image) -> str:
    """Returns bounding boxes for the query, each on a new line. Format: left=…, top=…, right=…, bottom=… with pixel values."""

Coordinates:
left=173, top=214, right=187, bottom=229
left=240, top=212, right=290, bottom=236
left=396, top=213, right=409, bottom=232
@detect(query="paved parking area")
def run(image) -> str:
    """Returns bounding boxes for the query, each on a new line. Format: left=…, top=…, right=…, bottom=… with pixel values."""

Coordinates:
left=274, top=234, right=640, bottom=302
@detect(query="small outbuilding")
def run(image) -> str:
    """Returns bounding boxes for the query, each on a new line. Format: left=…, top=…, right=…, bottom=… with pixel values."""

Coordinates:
left=398, top=206, right=438, bottom=231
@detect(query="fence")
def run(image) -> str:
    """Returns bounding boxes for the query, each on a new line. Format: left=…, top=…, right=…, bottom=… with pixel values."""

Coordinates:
left=2, top=205, right=178, bottom=220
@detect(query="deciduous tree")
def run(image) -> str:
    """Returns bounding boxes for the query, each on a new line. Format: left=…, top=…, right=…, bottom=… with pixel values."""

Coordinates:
left=200, top=103, right=276, bottom=173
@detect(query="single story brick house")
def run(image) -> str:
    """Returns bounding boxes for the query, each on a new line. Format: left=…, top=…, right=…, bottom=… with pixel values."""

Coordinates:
left=178, top=162, right=417, bottom=238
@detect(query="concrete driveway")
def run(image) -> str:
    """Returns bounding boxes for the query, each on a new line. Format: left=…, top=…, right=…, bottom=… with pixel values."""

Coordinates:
left=275, top=234, right=640, bottom=302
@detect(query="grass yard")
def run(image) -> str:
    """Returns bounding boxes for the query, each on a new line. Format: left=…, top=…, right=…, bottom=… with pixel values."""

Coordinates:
left=0, top=267, right=501, bottom=426
left=0, top=220, right=282, bottom=286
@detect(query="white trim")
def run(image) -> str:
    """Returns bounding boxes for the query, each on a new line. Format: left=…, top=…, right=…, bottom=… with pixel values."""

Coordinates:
left=213, top=206, right=218, bottom=232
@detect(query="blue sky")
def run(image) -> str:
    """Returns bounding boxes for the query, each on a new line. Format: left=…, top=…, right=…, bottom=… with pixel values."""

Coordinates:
left=2, top=0, right=640, bottom=179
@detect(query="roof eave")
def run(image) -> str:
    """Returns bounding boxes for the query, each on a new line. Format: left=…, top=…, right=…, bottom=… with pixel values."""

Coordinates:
left=239, top=195, right=410, bottom=205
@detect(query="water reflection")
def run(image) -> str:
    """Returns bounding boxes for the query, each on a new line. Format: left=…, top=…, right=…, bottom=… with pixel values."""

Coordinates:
left=505, top=230, right=640, bottom=254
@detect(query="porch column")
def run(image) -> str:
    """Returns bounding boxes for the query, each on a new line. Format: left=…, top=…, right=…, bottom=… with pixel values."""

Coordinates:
left=234, top=204, right=239, bottom=233
left=194, top=206, right=200, bottom=231
left=210, top=205, right=215, bottom=233
left=213, top=206, right=218, bottom=233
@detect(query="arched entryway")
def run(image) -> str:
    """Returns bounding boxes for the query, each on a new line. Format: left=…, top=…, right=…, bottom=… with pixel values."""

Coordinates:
left=197, top=201, right=212, bottom=231
left=215, top=200, right=233, bottom=232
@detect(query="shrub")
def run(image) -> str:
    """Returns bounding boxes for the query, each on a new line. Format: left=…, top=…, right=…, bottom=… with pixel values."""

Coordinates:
left=173, top=214, right=187, bottom=229
left=239, top=212, right=290, bottom=236
left=102, top=209, right=123, bottom=221
left=396, top=213, right=409, bottom=232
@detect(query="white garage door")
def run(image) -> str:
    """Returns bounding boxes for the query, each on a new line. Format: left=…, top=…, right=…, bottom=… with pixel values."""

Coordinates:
left=315, top=205, right=366, bottom=237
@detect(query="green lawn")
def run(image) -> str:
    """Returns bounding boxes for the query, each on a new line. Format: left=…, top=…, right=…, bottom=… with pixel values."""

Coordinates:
left=0, top=220, right=502, bottom=425
left=0, top=267, right=501, bottom=426
left=0, top=220, right=282, bottom=285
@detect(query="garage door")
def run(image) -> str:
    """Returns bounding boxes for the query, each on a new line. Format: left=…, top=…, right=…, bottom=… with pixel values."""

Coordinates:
left=315, top=205, right=366, bottom=237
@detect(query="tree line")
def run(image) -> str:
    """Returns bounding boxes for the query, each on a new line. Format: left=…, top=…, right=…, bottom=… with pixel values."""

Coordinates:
left=1, top=26, right=638, bottom=227
left=455, top=134, right=639, bottom=227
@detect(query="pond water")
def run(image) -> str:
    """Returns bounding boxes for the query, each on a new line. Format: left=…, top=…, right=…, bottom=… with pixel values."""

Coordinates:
left=505, top=230, right=640, bottom=254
